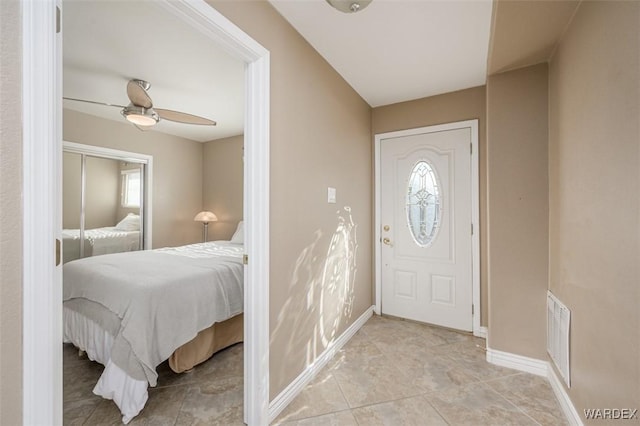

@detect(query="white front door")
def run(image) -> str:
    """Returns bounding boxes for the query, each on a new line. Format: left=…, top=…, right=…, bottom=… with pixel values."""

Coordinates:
left=380, top=126, right=473, bottom=331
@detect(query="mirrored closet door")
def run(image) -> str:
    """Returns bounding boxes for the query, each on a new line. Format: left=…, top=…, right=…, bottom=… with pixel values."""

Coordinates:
left=62, top=142, right=151, bottom=263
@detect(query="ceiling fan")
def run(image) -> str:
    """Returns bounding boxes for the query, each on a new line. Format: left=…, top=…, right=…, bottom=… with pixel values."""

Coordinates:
left=63, top=79, right=217, bottom=128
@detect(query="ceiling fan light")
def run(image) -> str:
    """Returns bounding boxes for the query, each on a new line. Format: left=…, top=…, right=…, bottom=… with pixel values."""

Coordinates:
left=122, top=105, right=159, bottom=126
left=326, top=0, right=372, bottom=13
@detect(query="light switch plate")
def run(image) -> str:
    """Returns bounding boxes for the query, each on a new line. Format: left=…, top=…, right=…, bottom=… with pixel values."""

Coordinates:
left=327, top=187, right=336, bottom=204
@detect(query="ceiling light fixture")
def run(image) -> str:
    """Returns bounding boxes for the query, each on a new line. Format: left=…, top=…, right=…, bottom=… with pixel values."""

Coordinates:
left=326, top=0, right=372, bottom=13
left=121, top=105, right=159, bottom=127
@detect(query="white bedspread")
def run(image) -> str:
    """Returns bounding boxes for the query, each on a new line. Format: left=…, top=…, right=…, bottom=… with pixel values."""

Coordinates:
left=63, top=241, right=244, bottom=386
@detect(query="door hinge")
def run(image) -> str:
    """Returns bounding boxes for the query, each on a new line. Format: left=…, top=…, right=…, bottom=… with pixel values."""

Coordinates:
left=243, top=254, right=248, bottom=265
left=470, top=142, right=473, bottom=155
left=55, top=238, right=61, bottom=266
left=472, top=304, right=475, bottom=315
left=471, top=223, right=474, bottom=235
left=56, top=6, right=61, bottom=34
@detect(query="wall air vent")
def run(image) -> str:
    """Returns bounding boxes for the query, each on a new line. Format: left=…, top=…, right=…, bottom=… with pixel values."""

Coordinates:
left=547, top=290, right=571, bottom=387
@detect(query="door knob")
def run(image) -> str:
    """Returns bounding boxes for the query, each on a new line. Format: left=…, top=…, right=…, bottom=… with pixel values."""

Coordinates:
left=382, top=237, right=393, bottom=247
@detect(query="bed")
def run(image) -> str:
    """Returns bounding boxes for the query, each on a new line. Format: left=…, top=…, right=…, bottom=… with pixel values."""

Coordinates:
left=62, top=214, right=143, bottom=263
left=63, top=237, right=244, bottom=424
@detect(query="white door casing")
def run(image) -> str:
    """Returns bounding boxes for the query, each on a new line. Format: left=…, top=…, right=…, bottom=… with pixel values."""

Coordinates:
left=375, top=120, right=480, bottom=334
left=22, top=1, right=271, bottom=425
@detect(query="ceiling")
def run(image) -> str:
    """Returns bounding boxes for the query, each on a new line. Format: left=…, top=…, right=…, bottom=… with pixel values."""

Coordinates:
left=64, top=0, right=496, bottom=141
left=269, top=0, right=494, bottom=107
left=63, top=1, right=245, bottom=143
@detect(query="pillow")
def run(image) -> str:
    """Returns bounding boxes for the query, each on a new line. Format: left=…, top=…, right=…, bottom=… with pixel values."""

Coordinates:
left=230, top=220, right=244, bottom=244
left=115, top=213, right=140, bottom=231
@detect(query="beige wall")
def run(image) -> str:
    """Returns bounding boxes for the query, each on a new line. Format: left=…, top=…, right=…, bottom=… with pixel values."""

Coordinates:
left=203, top=135, right=244, bottom=241
left=486, top=63, right=548, bottom=359
left=209, top=0, right=373, bottom=399
left=372, top=86, right=488, bottom=326
left=549, top=1, right=639, bottom=418
left=64, top=110, right=204, bottom=248
left=0, top=0, right=22, bottom=423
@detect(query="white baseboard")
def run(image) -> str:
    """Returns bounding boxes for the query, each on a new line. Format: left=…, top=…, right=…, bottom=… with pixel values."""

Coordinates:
left=486, top=347, right=548, bottom=377
left=486, top=347, right=582, bottom=425
left=268, top=305, right=374, bottom=423
left=474, top=326, right=488, bottom=339
left=547, top=364, right=583, bottom=426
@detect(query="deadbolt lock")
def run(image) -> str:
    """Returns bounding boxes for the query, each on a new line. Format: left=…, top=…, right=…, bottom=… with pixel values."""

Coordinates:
left=383, top=225, right=390, bottom=232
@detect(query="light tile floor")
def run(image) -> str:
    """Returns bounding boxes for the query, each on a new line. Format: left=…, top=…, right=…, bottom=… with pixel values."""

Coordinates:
left=64, top=315, right=567, bottom=425
left=63, top=343, right=244, bottom=425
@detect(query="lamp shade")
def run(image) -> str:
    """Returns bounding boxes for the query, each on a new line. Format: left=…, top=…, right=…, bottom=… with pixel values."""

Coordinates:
left=194, top=211, right=218, bottom=223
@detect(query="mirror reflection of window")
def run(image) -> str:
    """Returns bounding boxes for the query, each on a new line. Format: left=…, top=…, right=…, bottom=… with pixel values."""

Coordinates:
left=121, top=169, right=141, bottom=208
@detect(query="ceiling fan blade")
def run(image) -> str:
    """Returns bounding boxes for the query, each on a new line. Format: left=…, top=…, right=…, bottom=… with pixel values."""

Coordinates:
left=127, top=79, right=153, bottom=109
left=63, top=97, right=125, bottom=109
left=155, top=108, right=217, bottom=126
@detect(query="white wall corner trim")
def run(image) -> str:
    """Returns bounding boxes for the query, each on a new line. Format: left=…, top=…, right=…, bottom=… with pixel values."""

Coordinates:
left=268, top=306, right=375, bottom=423
left=485, top=347, right=548, bottom=377
left=22, top=0, right=62, bottom=424
left=156, top=2, right=271, bottom=425
left=474, top=326, right=488, bottom=339
left=547, top=364, right=584, bottom=426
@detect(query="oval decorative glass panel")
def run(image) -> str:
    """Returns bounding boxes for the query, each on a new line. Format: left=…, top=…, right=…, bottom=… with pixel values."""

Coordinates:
left=406, top=160, right=441, bottom=247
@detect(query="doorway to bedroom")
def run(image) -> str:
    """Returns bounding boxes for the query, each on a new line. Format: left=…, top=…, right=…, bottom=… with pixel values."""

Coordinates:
left=61, top=1, right=248, bottom=423
left=22, top=0, right=269, bottom=424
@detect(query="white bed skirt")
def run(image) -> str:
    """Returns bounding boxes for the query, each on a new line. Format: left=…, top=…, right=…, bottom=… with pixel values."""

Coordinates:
left=63, top=306, right=148, bottom=424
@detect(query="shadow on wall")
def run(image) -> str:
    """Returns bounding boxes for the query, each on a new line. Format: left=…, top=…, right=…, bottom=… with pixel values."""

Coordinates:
left=271, top=206, right=358, bottom=379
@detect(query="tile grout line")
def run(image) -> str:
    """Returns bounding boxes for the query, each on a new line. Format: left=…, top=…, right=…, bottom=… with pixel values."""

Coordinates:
left=80, top=400, right=101, bottom=426
left=278, top=408, right=356, bottom=425
left=346, top=392, right=435, bottom=412
left=482, top=381, right=544, bottom=426
left=479, top=371, right=526, bottom=384
left=422, top=396, right=452, bottom=426
left=330, top=370, right=353, bottom=418
left=172, top=382, right=192, bottom=426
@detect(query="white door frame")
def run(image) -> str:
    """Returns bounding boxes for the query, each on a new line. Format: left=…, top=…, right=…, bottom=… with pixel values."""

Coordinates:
left=22, top=1, right=270, bottom=425
left=374, top=120, right=481, bottom=336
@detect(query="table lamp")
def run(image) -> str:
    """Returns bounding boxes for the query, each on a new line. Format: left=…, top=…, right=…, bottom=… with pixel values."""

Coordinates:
left=194, top=211, right=218, bottom=242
